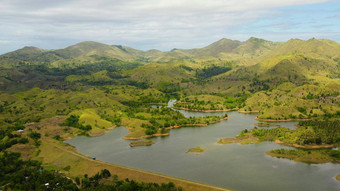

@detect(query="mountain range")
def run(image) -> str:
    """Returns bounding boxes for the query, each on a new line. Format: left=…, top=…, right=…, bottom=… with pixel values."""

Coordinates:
left=3, top=37, right=339, bottom=66
left=0, top=37, right=339, bottom=95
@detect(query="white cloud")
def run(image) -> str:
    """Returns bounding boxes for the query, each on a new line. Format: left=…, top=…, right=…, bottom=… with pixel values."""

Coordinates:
left=0, top=0, right=336, bottom=53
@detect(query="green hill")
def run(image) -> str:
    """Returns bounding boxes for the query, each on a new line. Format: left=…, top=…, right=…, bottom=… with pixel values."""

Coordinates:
left=0, top=37, right=339, bottom=119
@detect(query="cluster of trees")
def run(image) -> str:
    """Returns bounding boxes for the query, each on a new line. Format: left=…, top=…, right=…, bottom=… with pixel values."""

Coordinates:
left=62, top=115, right=92, bottom=131
left=29, top=130, right=41, bottom=146
left=157, top=82, right=181, bottom=93
left=175, top=96, right=245, bottom=111
left=78, top=169, right=112, bottom=188
left=79, top=170, right=182, bottom=191
left=298, top=120, right=340, bottom=144
left=133, top=105, right=227, bottom=135
left=195, top=65, right=231, bottom=80
left=249, top=78, right=270, bottom=92
left=176, top=102, right=224, bottom=111
left=138, top=94, right=169, bottom=105
left=0, top=124, right=30, bottom=151
left=0, top=152, right=78, bottom=190
left=100, top=114, right=122, bottom=126
left=142, top=123, right=159, bottom=135
left=17, top=58, right=141, bottom=77
left=81, top=180, right=182, bottom=191
left=251, top=120, right=340, bottom=146
left=0, top=152, right=182, bottom=191
left=270, top=148, right=340, bottom=161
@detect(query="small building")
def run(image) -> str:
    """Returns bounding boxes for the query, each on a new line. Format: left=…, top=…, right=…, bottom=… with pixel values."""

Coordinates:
left=17, top=129, right=24, bottom=133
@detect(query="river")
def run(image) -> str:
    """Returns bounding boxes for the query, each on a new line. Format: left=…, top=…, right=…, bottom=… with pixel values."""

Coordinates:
left=65, top=101, right=340, bottom=191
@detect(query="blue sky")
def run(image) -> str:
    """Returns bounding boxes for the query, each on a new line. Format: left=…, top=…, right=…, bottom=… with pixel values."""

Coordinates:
left=0, top=0, right=339, bottom=54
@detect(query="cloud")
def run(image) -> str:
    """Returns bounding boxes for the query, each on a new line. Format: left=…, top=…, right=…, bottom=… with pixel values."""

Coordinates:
left=0, top=0, right=337, bottom=53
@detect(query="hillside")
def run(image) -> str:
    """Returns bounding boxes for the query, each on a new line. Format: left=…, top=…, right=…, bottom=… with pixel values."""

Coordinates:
left=0, top=37, right=282, bottom=66
left=0, top=37, right=339, bottom=119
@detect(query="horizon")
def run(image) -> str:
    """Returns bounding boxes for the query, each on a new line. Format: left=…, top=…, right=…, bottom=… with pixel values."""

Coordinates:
left=1, top=36, right=337, bottom=55
left=0, top=0, right=339, bottom=54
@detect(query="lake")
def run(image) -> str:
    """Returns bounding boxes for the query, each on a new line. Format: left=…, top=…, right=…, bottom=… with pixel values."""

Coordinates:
left=65, top=101, right=340, bottom=191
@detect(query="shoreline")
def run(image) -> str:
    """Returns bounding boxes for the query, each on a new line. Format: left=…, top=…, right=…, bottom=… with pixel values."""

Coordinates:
left=36, top=117, right=231, bottom=191
left=238, top=110, right=260, bottom=114
left=217, top=133, right=335, bottom=150
left=255, top=117, right=312, bottom=122
left=123, top=132, right=170, bottom=140
left=173, top=106, right=238, bottom=113
left=266, top=151, right=340, bottom=164
left=274, top=139, right=334, bottom=149
left=88, top=125, right=117, bottom=137
left=45, top=139, right=232, bottom=191
left=123, top=116, right=230, bottom=140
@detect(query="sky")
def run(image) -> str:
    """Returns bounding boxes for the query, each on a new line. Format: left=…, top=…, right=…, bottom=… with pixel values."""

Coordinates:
left=0, top=0, right=339, bottom=54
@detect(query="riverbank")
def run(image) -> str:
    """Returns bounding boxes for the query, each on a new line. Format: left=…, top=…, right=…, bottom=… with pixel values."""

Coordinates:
left=63, top=111, right=340, bottom=191
left=238, top=110, right=260, bottom=114
left=39, top=139, right=231, bottom=191
left=218, top=129, right=336, bottom=150
left=254, top=122, right=280, bottom=127
left=123, top=130, right=169, bottom=140
left=266, top=149, right=340, bottom=164
left=218, top=134, right=260, bottom=145
left=130, top=140, right=155, bottom=147
left=173, top=106, right=237, bottom=113
left=255, top=117, right=312, bottom=122
left=123, top=116, right=230, bottom=140
left=274, top=140, right=334, bottom=149
left=24, top=116, right=232, bottom=191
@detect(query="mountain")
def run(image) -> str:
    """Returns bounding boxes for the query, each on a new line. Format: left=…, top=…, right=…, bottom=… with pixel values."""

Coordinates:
left=0, top=37, right=339, bottom=94
left=181, top=38, right=340, bottom=95
left=232, top=37, right=282, bottom=57
left=0, top=37, right=283, bottom=66
left=0, top=41, right=145, bottom=68
left=183, top=38, right=242, bottom=57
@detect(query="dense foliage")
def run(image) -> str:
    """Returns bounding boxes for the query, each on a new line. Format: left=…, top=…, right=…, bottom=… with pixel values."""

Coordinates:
left=298, top=120, right=340, bottom=144
left=251, top=120, right=340, bottom=145
left=175, top=95, right=246, bottom=111
left=195, top=65, right=231, bottom=80
left=269, top=148, right=340, bottom=163
left=0, top=124, right=31, bottom=151
left=0, top=152, right=183, bottom=191
left=80, top=171, right=182, bottom=191
left=0, top=152, right=78, bottom=190
left=62, top=115, right=92, bottom=131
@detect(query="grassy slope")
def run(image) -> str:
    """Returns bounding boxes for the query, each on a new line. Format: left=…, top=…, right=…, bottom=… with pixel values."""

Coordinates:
left=124, top=63, right=196, bottom=88
left=241, top=83, right=340, bottom=120
left=175, top=94, right=241, bottom=111
left=0, top=86, right=160, bottom=129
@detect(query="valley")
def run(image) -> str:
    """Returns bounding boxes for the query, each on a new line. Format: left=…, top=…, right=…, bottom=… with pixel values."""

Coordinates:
left=0, top=37, right=339, bottom=190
